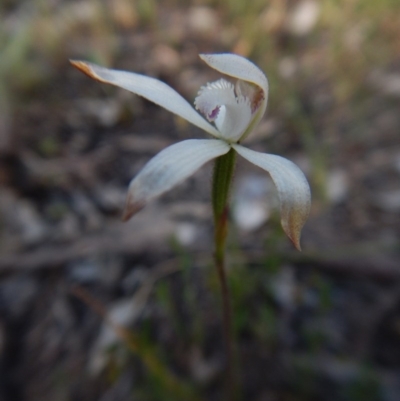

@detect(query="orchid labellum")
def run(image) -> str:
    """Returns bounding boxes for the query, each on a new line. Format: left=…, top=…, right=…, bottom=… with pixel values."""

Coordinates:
left=71, top=54, right=311, bottom=250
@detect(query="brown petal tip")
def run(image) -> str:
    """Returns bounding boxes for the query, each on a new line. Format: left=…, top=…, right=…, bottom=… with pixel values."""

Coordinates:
left=282, top=222, right=303, bottom=252
left=69, top=60, right=103, bottom=82
left=121, top=195, right=145, bottom=222
left=292, top=237, right=302, bottom=252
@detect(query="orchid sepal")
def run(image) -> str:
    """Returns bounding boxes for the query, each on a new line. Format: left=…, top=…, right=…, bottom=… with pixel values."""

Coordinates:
left=122, top=139, right=230, bottom=221
left=232, top=144, right=311, bottom=250
left=69, top=60, right=221, bottom=138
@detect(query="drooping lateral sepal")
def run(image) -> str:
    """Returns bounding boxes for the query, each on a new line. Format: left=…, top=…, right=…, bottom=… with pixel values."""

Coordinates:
left=123, top=139, right=230, bottom=221
left=232, top=144, right=311, bottom=250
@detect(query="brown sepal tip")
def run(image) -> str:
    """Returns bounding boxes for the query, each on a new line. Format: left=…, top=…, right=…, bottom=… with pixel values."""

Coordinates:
left=69, top=60, right=101, bottom=81
left=284, top=227, right=302, bottom=252
left=293, top=239, right=302, bottom=252
left=121, top=198, right=145, bottom=222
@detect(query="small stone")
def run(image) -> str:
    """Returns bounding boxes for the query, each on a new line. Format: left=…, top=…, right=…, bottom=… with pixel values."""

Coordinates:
left=14, top=200, right=48, bottom=246
left=259, top=3, right=286, bottom=33
left=68, top=256, right=124, bottom=287
left=278, top=57, right=298, bottom=80
left=189, top=346, right=221, bottom=384
left=110, top=0, right=138, bottom=29
left=89, top=294, right=148, bottom=375
left=234, top=200, right=269, bottom=232
left=374, top=190, right=400, bottom=212
left=78, top=98, right=122, bottom=127
left=174, top=222, right=197, bottom=246
left=68, top=259, right=100, bottom=284
left=326, top=169, right=349, bottom=203
left=152, top=45, right=181, bottom=74
left=369, top=70, right=400, bottom=97
left=233, top=175, right=276, bottom=231
left=187, top=7, right=218, bottom=36
left=287, top=0, right=320, bottom=36
left=269, top=265, right=296, bottom=310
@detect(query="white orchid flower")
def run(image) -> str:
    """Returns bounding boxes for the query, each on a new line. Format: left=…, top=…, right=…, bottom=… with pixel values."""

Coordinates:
left=71, top=54, right=311, bottom=249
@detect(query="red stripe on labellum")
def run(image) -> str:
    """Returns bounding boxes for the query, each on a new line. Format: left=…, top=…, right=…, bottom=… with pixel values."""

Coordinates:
left=208, top=106, right=220, bottom=120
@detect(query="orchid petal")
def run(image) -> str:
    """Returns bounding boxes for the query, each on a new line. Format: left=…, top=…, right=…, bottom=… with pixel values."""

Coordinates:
left=70, top=60, right=220, bottom=138
left=194, top=79, right=252, bottom=141
left=199, top=54, right=268, bottom=100
left=123, top=139, right=230, bottom=220
left=232, top=144, right=311, bottom=250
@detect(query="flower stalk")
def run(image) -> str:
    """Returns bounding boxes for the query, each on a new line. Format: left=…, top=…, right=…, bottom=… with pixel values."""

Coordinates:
left=212, top=149, right=237, bottom=400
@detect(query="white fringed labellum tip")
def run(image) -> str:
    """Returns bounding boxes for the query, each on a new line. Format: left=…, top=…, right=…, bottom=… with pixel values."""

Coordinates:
left=71, top=53, right=311, bottom=250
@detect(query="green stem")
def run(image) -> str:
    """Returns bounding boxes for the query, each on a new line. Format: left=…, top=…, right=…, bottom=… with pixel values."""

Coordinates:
left=212, top=149, right=236, bottom=222
left=212, top=149, right=237, bottom=401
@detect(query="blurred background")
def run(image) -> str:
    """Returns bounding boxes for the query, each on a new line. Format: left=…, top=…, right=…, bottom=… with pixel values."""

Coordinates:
left=1, top=0, right=400, bottom=400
